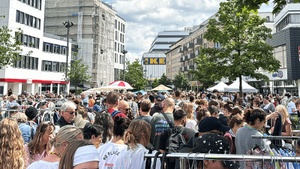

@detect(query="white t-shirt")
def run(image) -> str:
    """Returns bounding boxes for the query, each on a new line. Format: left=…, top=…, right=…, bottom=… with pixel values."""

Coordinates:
left=97, top=141, right=127, bottom=169
left=185, top=119, right=198, bottom=132
left=27, top=160, right=59, bottom=169
left=114, top=143, right=161, bottom=169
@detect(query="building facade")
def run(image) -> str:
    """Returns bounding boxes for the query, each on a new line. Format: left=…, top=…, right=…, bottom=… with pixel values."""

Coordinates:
left=143, top=30, right=190, bottom=81
left=114, top=15, right=126, bottom=81
left=259, top=4, right=300, bottom=95
left=165, top=19, right=214, bottom=80
left=0, top=0, right=70, bottom=95
left=45, top=0, right=125, bottom=87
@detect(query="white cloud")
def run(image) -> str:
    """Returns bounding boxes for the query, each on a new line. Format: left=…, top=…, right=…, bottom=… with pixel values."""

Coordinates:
left=104, top=0, right=272, bottom=62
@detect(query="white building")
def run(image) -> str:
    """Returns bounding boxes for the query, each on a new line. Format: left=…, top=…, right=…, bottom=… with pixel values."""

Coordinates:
left=44, top=0, right=124, bottom=87
left=114, top=15, right=126, bottom=81
left=0, top=0, right=70, bottom=95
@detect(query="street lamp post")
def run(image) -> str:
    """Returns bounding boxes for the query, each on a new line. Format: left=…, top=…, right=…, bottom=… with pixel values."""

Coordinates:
left=121, top=49, right=127, bottom=81
left=62, top=20, right=74, bottom=82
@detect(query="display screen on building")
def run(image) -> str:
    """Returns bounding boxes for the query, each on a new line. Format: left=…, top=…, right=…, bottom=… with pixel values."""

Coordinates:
left=143, top=58, right=166, bottom=65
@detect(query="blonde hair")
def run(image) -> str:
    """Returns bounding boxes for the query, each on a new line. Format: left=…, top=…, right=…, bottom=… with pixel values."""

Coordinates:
left=12, top=112, right=28, bottom=123
left=124, top=120, right=151, bottom=149
left=52, top=125, right=83, bottom=148
left=182, top=102, right=194, bottom=119
left=275, top=105, right=289, bottom=124
left=58, top=140, right=92, bottom=169
left=27, top=122, right=55, bottom=158
left=0, top=118, right=25, bottom=168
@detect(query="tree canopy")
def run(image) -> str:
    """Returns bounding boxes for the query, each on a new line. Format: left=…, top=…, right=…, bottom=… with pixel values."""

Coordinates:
left=190, top=48, right=221, bottom=89
left=193, top=0, right=281, bottom=96
left=68, top=58, right=90, bottom=94
left=173, top=72, right=189, bottom=90
left=124, top=59, right=147, bottom=90
left=158, top=73, right=172, bottom=86
left=152, top=78, right=159, bottom=89
left=0, top=26, right=23, bottom=68
left=240, top=0, right=300, bottom=14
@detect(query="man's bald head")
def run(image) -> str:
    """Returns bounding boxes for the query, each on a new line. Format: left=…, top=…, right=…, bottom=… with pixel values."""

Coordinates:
left=163, top=98, right=175, bottom=110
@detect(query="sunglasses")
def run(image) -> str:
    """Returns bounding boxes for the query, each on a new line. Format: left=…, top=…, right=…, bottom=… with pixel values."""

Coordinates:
left=66, top=111, right=75, bottom=115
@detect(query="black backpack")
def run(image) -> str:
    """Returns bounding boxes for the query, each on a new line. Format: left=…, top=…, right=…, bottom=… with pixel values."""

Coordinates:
left=166, top=127, right=186, bottom=153
left=161, top=112, right=186, bottom=153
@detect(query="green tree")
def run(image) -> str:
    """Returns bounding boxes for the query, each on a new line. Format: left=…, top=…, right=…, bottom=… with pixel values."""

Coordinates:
left=68, top=58, right=91, bottom=94
left=240, top=0, right=300, bottom=14
left=190, top=49, right=221, bottom=89
left=196, top=0, right=280, bottom=96
left=125, top=59, right=147, bottom=90
left=152, top=78, right=159, bottom=89
left=0, top=25, right=23, bottom=68
left=158, top=73, right=172, bottom=86
left=173, top=72, right=189, bottom=90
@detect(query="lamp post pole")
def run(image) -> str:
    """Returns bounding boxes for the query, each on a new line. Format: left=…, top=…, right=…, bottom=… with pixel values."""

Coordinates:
left=63, top=20, right=74, bottom=83
left=121, top=49, right=127, bottom=81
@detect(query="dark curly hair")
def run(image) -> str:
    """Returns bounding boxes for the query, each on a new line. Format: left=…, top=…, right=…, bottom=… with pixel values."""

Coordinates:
left=94, top=110, right=114, bottom=143
left=113, top=116, right=131, bottom=137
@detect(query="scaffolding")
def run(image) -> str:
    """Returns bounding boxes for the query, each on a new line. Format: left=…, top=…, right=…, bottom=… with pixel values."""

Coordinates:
left=44, top=0, right=117, bottom=88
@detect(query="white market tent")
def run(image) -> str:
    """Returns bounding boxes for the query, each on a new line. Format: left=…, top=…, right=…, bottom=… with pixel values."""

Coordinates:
left=224, top=78, right=258, bottom=93
left=207, top=81, right=229, bottom=92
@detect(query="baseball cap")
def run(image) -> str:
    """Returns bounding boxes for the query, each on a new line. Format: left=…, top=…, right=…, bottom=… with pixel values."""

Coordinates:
left=198, top=117, right=230, bottom=133
left=156, top=94, right=165, bottom=102
left=192, top=133, right=240, bottom=169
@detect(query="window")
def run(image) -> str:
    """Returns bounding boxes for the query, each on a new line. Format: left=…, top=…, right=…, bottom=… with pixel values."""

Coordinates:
left=16, top=11, right=20, bottom=22
left=22, top=56, right=26, bottom=68
left=43, top=61, right=52, bottom=71
left=34, top=58, right=38, bottom=70
left=28, top=36, right=32, bottom=47
left=61, top=47, right=66, bottom=54
left=53, top=62, right=59, bottom=72
left=23, top=35, right=28, bottom=46
left=20, top=12, right=24, bottom=24
left=36, top=18, right=40, bottom=29
left=32, top=17, right=36, bottom=28
left=43, top=43, right=50, bottom=52
left=119, top=55, right=122, bottom=64
left=35, top=38, right=39, bottom=49
left=54, top=45, right=60, bottom=54
left=59, top=63, right=65, bottom=72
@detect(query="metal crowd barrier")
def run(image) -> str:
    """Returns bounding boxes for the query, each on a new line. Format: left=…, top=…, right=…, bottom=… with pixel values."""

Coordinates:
left=144, top=153, right=300, bottom=169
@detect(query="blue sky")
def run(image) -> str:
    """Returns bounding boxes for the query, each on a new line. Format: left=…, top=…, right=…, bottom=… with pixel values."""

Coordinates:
left=103, top=0, right=273, bottom=62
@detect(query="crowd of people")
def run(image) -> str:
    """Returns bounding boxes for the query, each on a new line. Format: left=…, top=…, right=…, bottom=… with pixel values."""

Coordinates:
left=0, top=90, right=300, bottom=169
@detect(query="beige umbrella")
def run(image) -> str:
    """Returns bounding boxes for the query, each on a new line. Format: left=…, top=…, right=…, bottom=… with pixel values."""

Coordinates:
left=152, top=84, right=172, bottom=91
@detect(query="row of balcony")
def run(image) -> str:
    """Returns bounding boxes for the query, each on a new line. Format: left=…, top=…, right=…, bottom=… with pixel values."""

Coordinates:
left=180, top=50, right=200, bottom=62
left=180, top=64, right=195, bottom=72
left=179, top=38, right=203, bottom=53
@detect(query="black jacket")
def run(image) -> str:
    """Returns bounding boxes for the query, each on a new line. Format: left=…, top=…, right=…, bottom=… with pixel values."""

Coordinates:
left=57, top=116, right=74, bottom=128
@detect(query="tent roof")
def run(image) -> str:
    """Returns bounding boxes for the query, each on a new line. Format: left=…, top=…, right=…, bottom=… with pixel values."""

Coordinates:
left=224, top=78, right=258, bottom=93
left=207, top=81, right=229, bottom=92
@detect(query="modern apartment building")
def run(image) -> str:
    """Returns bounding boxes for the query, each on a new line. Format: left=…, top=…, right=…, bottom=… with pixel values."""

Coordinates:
left=0, top=0, right=70, bottom=95
left=165, top=19, right=214, bottom=80
left=44, top=0, right=125, bottom=87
